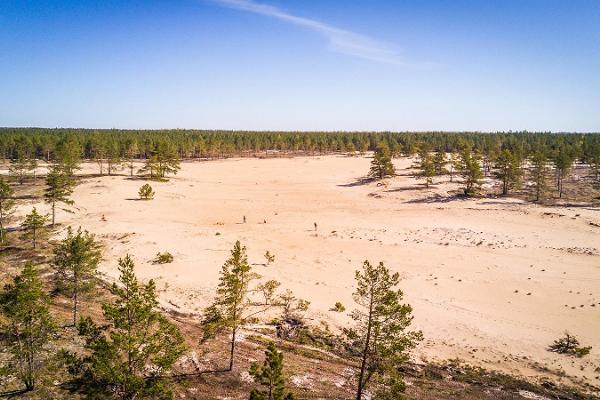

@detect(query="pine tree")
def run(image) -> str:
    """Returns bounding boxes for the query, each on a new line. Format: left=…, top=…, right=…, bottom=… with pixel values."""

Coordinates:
left=106, top=141, right=123, bottom=175
left=201, top=241, right=261, bottom=371
left=44, top=164, right=75, bottom=226
left=456, top=148, right=483, bottom=196
left=432, top=151, right=448, bottom=176
left=448, top=152, right=459, bottom=182
left=126, top=139, right=139, bottom=177
left=55, top=137, right=81, bottom=176
left=139, top=142, right=181, bottom=179
left=9, top=152, right=36, bottom=185
left=414, top=143, right=435, bottom=188
left=92, top=141, right=107, bottom=175
left=21, top=207, right=48, bottom=249
left=0, top=177, right=15, bottom=244
left=139, top=183, right=155, bottom=200
left=369, top=144, right=395, bottom=180
left=249, top=341, right=294, bottom=400
left=531, top=152, right=549, bottom=202
left=72, top=255, right=187, bottom=399
left=53, top=226, right=103, bottom=326
left=345, top=260, right=422, bottom=400
left=553, top=147, right=573, bottom=198
left=0, top=262, right=55, bottom=391
left=493, top=149, right=523, bottom=195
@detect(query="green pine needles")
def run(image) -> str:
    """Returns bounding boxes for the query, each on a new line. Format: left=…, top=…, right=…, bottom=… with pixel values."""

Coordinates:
left=249, top=341, right=294, bottom=400
left=69, top=255, right=187, bottom=399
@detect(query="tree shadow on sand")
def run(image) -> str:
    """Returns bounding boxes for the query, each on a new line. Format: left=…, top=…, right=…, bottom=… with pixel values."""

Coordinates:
left=337, top=177, right=375, bottom=187
left=404, top=193, right=471, bottom=204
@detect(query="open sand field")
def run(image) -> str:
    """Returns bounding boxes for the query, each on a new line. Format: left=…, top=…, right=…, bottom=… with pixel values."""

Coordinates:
left=19, top=155, right=600, bottom=388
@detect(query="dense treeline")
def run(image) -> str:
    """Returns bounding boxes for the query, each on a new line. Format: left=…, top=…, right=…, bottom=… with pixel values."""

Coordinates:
left=1, top=128, right=599, bottom=163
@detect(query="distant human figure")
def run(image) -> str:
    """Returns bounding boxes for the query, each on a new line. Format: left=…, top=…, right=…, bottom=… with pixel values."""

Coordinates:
left=263, top=219, right=267, bottom=224
left=243, top=215, right=246, bottom=224
left=314, top=222, right=317, bottom=231
left=101, top=214, right=107, bottom=222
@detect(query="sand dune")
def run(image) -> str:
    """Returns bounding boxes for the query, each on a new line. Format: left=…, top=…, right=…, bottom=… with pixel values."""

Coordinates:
left=22, top=155, right=600, bottom=387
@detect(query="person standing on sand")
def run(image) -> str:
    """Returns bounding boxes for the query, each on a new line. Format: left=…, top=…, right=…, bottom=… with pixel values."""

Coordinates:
left=314, top=222, right=317, bottom=232
left=243, top=216, right=246, bottom=224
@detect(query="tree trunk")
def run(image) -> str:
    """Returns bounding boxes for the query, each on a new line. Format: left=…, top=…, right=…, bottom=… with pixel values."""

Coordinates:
left=73, top=273, right=78, bottom=326
left=0, top=207, right=4, bottom=244
left=51, top=200, right=56, bottom=226
left=356, top=293, right=374, bottom=400
left=229, top=326, right=237, bottom=371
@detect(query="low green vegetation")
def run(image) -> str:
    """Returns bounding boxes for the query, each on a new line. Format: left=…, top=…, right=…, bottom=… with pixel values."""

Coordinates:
left=152, top=251, right=174, bottom=264
left=332, top=302, right=346, bottom=312
left=549, top=332, right=592, bottom=358
left=139, top=183, right=155, bottom=200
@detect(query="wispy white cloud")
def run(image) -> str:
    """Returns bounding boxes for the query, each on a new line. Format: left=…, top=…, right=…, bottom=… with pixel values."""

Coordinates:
left=209, top=0, right=411, bottom=66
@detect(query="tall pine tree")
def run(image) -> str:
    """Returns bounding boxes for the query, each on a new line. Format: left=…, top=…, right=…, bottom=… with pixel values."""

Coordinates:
left=201, top=241, right=261, bottom=371
left=0, top=177, right=15, bottom=244
left=531, top=152, right=549, bottom=202
left=44, top=164, right=75, bottom=226
left=345, top=261, right=422, bottom=400
left=53, top=226, right=103, bottom=326
left=456, top=148, right=483, bottom=196
left=493, top=149, right=523, bottom=195
left=0, top=262, right=55, bottom=391
left=72, top=255, right=186, bottom=399
left=21, top=207, right=47, bottom=249
left=369, top=144, right=395, bottom=180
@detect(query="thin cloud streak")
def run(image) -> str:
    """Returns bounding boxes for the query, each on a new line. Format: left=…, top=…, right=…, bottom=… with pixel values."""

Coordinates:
left=210, top=0, right=413, bottom=66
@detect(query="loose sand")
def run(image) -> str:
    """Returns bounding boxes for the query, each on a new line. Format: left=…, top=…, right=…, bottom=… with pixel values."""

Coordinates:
left=19, top=155, right=600, bottom=387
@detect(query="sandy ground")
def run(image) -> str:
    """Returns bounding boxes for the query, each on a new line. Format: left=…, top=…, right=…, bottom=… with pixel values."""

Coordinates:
left=14, top=155, right=600, bottom=388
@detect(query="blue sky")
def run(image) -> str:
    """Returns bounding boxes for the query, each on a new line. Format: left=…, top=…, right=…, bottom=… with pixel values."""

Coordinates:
left=1, top=0, right=599, bottom=131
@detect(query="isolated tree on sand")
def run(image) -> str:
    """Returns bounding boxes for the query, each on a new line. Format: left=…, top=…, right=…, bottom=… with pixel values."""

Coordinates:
left=414, top=143, right=435, bottom=188
left=493, top=149, right=523, bottom=195
left=369, top=144, right=395, bottom=180
left=345, top=260, right=422, bottom=400
left=249, top=341, right=295, bottom=400
left=0, top=177, right=15, bottom=244
left=456, top=148, right=483, bottom=196
left=201, top=240, right=261, bottom=371
left=53, top=226, right=103, bottom=326
left=71, top=255, right=186, bottom=399
left=0, top=262, right=55, bottom=391
left=45, top=164, right=75, bottom=226
left=530, top=152, right=549, bottom=202
left=139, top=183, right=155, bottom=200
left=21, top=207, right=48, bottom=249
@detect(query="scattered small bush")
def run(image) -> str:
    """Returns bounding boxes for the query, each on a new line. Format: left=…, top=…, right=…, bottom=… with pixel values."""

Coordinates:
left=548, top=332, right=591, bottom=357
left=152, top=251, right=173, bottom=264
left=264, top=250, right=275, bottom=265
left=138, top=183, right=154, bottom=200
left=331, top=302, right=345, bottom=312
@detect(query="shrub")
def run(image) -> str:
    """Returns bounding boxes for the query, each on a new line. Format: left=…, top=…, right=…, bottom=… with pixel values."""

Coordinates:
left=332, top=302, right=346, bottom=313
left=138, top=183, right=154, bottom=200
left=548, top=332, right=592, bottom=357
left=264, top=250, right=275, bottom=265
left=152, top=251, right=173, bottom=264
